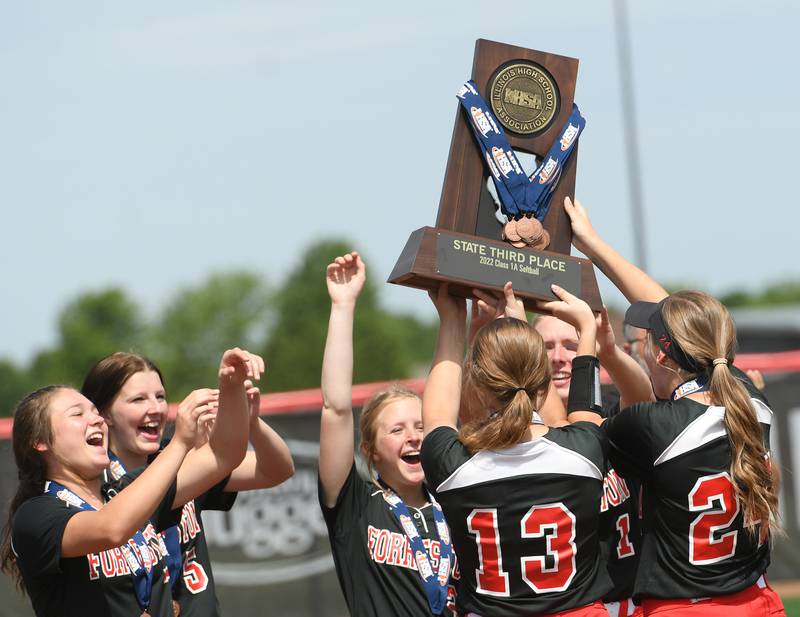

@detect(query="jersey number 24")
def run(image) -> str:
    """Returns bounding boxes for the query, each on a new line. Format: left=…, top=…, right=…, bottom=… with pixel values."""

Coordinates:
left=467, top=504, right=576, bottom=597
left=688, top=472, right=739, bottom=565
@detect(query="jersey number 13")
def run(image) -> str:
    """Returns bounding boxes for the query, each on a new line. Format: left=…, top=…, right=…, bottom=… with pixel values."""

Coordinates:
left=467, top=504, right=576, bottom=597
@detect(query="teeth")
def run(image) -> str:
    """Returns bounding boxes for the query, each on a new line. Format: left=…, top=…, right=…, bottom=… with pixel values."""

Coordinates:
left=553, top=372, right=570, bottom=380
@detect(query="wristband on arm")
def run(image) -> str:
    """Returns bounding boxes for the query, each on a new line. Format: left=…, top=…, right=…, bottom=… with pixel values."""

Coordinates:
left=567, top=355, right=603, bottom=414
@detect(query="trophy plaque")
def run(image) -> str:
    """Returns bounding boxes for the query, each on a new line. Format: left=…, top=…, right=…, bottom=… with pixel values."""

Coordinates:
left=388, top=39, right=601, bottom=312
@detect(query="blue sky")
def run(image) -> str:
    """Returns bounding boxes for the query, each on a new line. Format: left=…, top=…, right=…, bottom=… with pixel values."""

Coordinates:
left=1, top=1, right=798, bottom=362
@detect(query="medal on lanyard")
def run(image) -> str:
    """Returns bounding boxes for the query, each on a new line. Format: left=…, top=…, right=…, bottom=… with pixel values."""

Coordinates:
left=44, top=480, right=156, bottom=614
left=457, top=80, right=585, bottom=250
left=379, top=483, right=453, bottom=614
left=106, top=451, right=184, bottom=592
left=672, top=376, right=710, bottom=400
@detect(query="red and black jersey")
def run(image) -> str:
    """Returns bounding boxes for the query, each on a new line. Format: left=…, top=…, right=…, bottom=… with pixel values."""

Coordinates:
left=420, top=423, right=612, bottom=617
left=603, top=375, right=773, bottom=601
left=598, top=398, right=641, bottom=603
left=319, top=462, right=458, bottom=617
left=597, top=465, right=640, bottom=603
left=119, top=463, right=237, bottom=617
left=12, top=481, right=180, bottom=617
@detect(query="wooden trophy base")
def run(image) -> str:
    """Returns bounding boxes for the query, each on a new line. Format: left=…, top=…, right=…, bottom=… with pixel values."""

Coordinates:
left=389, top=226, right=601, bottom=314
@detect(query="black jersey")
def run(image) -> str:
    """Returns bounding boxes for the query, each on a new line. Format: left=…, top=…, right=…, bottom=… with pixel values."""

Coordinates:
left=319, top=462, right=458, bottom=617
left=420, top=424, right=612, bottom=617
left=598, top=465, right=640, bottom=602
left=603, top=382, right=773, bottom=601
left=118, top=465, right=236, bottom=617
left=172, top=477, right=236, bottom=617
left=12, top=481, right=179, bottom=617
left=597, top=400, right=641, bottom=602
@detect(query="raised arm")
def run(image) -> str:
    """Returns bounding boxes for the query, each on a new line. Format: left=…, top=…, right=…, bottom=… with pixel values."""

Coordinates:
left=225, top=383, right=295, bottom=491
left=565, top=197, right=667, bottom=303
left=595, top=308, right=655, bottom=408
left=543, top=285, right=602, bottom=425
left=319, top=251, right=365, bottom=508
left=62, top=400, right=211, bottom=557
left=423, top=284, right=467, bottom=436
left=171, top=349, right=257, bottom=507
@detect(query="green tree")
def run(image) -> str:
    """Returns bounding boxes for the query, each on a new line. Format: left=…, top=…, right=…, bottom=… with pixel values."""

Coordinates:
left=263, top=240, right=436, bottom=392
left=150, top=272, right=272, bottom=399
left=0, top=359, right=32, bottom=416
left=720, top=280, right=800, bottom=308
left=27, top=288, right=145, bottom=390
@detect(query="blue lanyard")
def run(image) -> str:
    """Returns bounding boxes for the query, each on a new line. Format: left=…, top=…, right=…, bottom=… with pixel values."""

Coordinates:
left=106, top=450, right=184, bottom=591
left=457, top=80, right=585, bottom=222
left=44, top=480, right=155, bottom=612
left=671, top=376, right=710, bottom=400
left=379, top=483, right=453, bottom=614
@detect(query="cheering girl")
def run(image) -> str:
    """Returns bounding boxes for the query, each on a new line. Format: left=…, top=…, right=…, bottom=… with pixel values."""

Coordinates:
left=0, top=349, right=253, bottom=617
left=318, top=251, right=456, bottom=617
left=81, top=348, right=294, bottom=617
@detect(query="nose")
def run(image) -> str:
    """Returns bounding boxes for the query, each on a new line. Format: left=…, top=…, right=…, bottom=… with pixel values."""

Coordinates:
left=406, top=429, right=421, bottom=445
left=89, top=408, right=106, bottom=427
left=551, top=343, right=567, bottom=363
left=147, top=395, right=166, bottom=415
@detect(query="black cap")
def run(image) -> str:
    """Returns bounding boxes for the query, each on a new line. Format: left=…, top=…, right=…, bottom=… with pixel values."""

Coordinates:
left=624, top=299, right=703, bottom=374
left=624, top=300, right=662, bottom=330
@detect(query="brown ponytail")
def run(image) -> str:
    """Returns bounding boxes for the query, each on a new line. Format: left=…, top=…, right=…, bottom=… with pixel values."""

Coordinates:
left=1, top=385, right=66, bottom=591
left=662, top=291, right=779, bottom=532
left=459, top=318, right=550, bottom=453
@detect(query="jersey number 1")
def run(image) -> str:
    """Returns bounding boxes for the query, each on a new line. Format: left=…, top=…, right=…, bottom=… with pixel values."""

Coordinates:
left=467, top=504, right=576, bottom=597
left=688, top=472, right=739, bottom=565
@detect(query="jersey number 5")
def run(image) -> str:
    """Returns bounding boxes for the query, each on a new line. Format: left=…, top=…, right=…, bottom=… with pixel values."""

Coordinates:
left=467, top=504, right=576, bottom=597
left=182, top=548, right=210, bottom=594
left=688, top=472, right=739, bottom=565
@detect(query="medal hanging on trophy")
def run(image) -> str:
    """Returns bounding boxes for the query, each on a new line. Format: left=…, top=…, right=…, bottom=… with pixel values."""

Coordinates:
left=457, top=80, right=585, bottom=250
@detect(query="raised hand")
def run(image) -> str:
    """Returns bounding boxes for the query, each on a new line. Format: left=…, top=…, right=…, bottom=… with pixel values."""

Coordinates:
left=542, top=285, right=595, bottom=333
left=595, top=307, right=617, bottom=359
left=173, top=389, right=219, bottom=449
left=245, top=380, right=261, bottom=422
left=746, top=369, right=766, bottom=392
left=467, top=300, right=493, bottom=346
left=428, top=283, right=467, bottom=326
left=219, top=348, right=265, bottom=386
left=472, top=282, right=526, bottom=323
left=177, top=388, right=219, bottom=447
left=326, top=251, right=366, bottom=306
left=563, top=196, right=600, bottom=256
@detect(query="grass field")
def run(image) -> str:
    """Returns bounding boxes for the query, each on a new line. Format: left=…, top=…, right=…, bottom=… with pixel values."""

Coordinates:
left=783, top=596, right=800, bottom=616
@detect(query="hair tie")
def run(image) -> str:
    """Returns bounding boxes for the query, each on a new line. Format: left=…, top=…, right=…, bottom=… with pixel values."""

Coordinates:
left=512, top=387, right=528, bottom=395
left=712, top=358, right=728, bottom=367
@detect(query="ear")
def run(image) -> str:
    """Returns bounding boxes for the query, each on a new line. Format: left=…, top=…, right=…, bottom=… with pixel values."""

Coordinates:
left=33, top=441, right=49, bottom=453
left=102, top=413, right=114, bottom=427
left=655, top=350, right=680, bottom=372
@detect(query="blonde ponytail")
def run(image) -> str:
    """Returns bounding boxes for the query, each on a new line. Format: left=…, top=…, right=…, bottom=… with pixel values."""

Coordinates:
left=662, top=291, right=779, bottom=532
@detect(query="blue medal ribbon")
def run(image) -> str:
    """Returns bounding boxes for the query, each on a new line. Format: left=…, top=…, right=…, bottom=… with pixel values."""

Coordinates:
left=671, top=376, right=710, bottom=400
left=457, top=80, right=585, bottom=223
left=44, top=480, right=155, bottom=612
left=379, top=482, right=453, bottom=614
left=106, top=451, right=184, bottom=591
